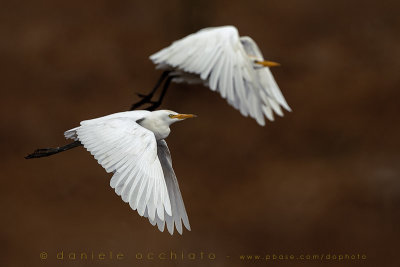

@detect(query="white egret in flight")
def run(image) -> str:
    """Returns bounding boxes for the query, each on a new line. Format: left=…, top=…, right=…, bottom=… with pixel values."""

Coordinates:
left=131, top=25, right=291, bottom=126
left=26, top=110, right=196, bottom=235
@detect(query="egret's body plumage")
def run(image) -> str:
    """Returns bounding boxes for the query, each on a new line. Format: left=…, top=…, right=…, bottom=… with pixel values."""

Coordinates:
left=64, top=110, right=194, bottom=234
left=150, top=25, right=291, bottom=126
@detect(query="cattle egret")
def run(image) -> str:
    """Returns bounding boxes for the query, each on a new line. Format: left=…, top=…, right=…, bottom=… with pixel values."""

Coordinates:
left=132, top=25, right=291, bottom=126
left=26, top=110, right=196, bottom=235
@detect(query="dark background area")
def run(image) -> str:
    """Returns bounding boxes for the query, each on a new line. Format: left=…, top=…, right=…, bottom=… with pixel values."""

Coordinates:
left=1, top=0, right=399, bottom=266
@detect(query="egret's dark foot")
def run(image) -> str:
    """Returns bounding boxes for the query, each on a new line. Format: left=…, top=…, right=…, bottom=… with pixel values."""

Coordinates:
left=25, top=141, right=82, bottom=159
left=130, top=92, right=154, bottom=110
left=143, top=75, right=175, bottom=111
left=137, top=93, right=150, bottom=98
left=146, top=101, right=161, bottom=111
left=25, top=148, right=59, bottom=159
left=130, top=71, right=172, bottom=111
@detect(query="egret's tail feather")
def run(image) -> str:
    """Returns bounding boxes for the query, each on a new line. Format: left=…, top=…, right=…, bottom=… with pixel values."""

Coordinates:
left=25, top=141, right=82, bottom=159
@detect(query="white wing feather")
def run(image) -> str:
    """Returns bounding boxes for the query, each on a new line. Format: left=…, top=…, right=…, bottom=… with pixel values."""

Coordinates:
left=64, top=112, right=173, bottom=230
left=143, top=140, right=190, bottom=235
left=150, top=25, right=291, bottom=125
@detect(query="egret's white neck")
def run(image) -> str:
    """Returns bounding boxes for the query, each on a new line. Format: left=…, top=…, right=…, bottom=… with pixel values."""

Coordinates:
left=138, top=117, right=171, bottom=140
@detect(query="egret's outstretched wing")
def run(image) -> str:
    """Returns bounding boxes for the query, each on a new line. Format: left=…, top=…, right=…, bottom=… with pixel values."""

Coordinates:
left=150, top=26, right=255, bottom=119
left=144, top=140, right=190, bottom=235
left=64, top=116, right=172, bottom=229
left=150, top=25, right=291, bottom=126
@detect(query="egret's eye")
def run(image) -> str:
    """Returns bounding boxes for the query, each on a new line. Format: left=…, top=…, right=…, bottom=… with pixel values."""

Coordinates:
left=168, top=114, right=175, bottom=118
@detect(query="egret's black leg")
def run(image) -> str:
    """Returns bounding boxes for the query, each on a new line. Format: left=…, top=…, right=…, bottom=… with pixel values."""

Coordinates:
left=146, top=75, right=176, bottom=111
left=130, top=70, right=171, bottom=110
left=25, top=141, right=82, bottom=159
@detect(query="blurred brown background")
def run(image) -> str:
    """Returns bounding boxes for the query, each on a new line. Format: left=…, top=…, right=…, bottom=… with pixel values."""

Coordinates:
left=1, top=0, right=399, bottom=266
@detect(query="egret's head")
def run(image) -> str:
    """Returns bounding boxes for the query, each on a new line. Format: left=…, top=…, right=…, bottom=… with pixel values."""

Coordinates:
left=152, top=110, right=197, bottom=125
left=240, top=37, right=281, bottom=69
left=254, top=59, right=280, bottom=68
left=138, top=110, right=196, bottom=140
left=249, top=56, right=281, bottom=69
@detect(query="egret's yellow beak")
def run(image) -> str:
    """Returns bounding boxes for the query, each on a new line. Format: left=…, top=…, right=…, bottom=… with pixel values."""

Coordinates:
left=255, top=60, right=281, bottom=67
left=171, top=114, right=197, bottom=120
